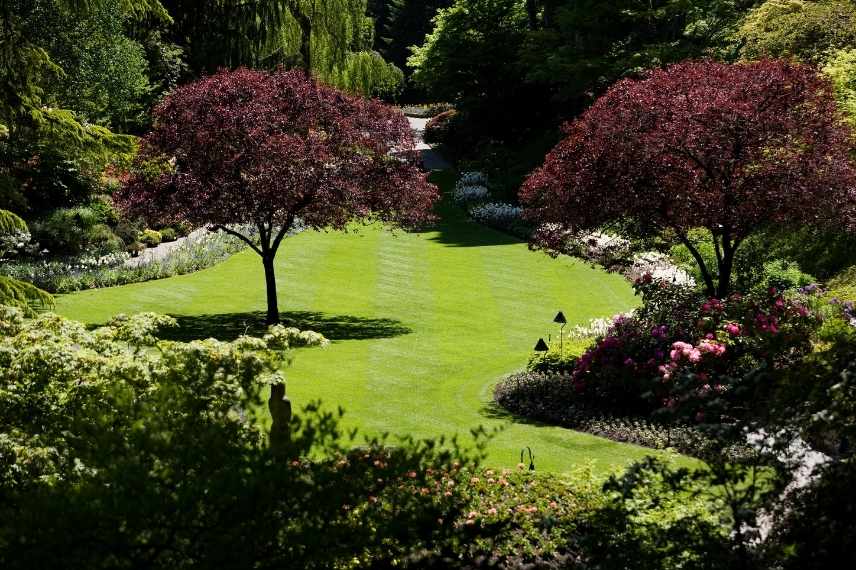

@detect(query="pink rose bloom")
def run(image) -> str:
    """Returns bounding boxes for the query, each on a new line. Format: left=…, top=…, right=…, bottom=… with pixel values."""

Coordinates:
left=688, top=348, right=702, bottom=363
left=698, top=340, right=726, bottom=357
left=724, top=323, right=741, bottom=336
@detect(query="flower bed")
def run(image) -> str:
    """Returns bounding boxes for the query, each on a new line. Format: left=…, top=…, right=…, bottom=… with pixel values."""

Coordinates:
left=494, top=371, right=716, bottom=458
left=0, top=227, right=261, bottom=293
left=452, top=183, right=489, bottom=203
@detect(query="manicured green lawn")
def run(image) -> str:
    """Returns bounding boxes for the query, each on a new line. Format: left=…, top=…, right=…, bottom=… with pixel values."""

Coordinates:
left=56, top=171, right=675, bottom=473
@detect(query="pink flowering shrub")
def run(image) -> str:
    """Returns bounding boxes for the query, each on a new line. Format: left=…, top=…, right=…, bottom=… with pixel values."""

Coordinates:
left=570, top=278, right=821, bottom=417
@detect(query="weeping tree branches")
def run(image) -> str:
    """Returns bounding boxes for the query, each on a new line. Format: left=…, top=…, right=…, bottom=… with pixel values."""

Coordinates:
left=160, top=0, right=401, bottom=96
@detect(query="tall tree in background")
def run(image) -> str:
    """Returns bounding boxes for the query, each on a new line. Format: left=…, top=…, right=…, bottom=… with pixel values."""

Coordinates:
left=117, top=68, right=437, bottom=324
left=160, top=0, right=403, bottom=96
left=369, top=0, right=452, bottom=73
left=0, top=0, right=166, bottom=145
left=521, top=60, right=856, bottom=297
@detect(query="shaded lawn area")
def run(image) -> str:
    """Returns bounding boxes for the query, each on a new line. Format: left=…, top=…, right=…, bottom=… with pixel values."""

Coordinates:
left=55, top=172, right=689, bottom=473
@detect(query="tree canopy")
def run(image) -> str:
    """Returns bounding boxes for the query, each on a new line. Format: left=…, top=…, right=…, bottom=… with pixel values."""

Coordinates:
left=521, top=60, right=856, bottom=297
left=117, top=68, right=438, bottom=323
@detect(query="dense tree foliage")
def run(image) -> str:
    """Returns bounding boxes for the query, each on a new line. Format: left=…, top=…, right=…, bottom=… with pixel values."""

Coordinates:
left=118, top=68, right=438, bottom=324
left=734, top=0, right=856, bottom=63
left=369, top=0, right=452, bottom=84
left=158, top=0, right=403, bottom=97
left=409, top=0, right=758, bottom=145
left=521, top=60, right=856, bottom=297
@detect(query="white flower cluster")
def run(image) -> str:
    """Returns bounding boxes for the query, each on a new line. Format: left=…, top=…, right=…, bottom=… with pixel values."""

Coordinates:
left=78, top=251, right=131, bottom=269
left=453, top=171, right=490, bottom=204
left=0, top=229, right=31, bottom=258
left=458, top=171, right=487, bottom=185
left=578, top=232, right=630, bottom=259
left=453, top=184, right=490, bottom=203
left=469, top=202, right=522, bottom=223
left=626, top=251, right=695, bottom=286
left=567, top=313, right=633, bottom=339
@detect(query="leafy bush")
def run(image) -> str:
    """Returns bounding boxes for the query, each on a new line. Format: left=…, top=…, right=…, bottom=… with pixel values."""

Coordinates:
left=453, top=467, right=605, bottom=565
left=424, top=108, right=458, bottom=145
left=494, top=372, right=714, bottom=458
left=158, top=227, right=177, bottom=242
left=139, top=228, right=162, bottom=247
left=30, top=206, right=124, bottom=256
left=754, top=259, right=816, bottom=294
left=527, top=338, right=591, bottom=374
left=734, top=0, right=856, bottom=63
left=828, top=264, right=856, bottom=301
left=0, top=309, right=501, bottom=569
left=570, top=280, right=820, bottom=418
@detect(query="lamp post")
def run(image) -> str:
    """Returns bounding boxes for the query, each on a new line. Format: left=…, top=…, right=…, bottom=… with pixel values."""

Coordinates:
left=534, top=338, right=549, bottom=352
left=553, top=311, right=567, bottom=355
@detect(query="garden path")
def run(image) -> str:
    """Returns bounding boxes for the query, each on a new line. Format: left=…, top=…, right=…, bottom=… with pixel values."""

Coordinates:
left=408, top=116, right=451, bottom=171
left=125, top=228, right=208, bottom=268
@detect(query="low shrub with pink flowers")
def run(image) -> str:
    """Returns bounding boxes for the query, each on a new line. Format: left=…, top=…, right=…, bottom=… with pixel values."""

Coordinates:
left=571, top=279, right=820, bottom=418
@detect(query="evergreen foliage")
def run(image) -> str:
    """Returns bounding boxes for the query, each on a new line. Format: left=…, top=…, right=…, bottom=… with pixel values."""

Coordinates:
left=0, top=208, right=52, bottom=312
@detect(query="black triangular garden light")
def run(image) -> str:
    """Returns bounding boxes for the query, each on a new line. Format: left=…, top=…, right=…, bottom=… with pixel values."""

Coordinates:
left=534, top=338, right=549, bottom=352
left=553, top=311, right=567, bottom=325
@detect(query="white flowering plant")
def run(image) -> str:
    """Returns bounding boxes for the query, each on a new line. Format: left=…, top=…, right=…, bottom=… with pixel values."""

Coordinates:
left=469, top=202, right=522, bottom=224
left=626, top=251, right=695, bottom=286
left=457, top=171, right=487, bottom=185
left=453, top=184, right=490, bottom=203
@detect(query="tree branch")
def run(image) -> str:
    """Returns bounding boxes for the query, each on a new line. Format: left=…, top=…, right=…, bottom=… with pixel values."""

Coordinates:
left=676, top=230, right=716, bottom=296
left=270, top=215, right=295, bottom=254
left=210, top=224, right=262, bottom=256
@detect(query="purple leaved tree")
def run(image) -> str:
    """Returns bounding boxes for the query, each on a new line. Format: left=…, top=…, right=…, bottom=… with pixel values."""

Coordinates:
left=118, top=68, right=438, bottom=324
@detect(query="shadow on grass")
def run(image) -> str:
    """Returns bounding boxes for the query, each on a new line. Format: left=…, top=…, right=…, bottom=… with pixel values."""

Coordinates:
left=156, top=310, right=412, bottom=342
left=420, top=200, right=522, bottom=248
left=479, top=399, right=554, bottom=429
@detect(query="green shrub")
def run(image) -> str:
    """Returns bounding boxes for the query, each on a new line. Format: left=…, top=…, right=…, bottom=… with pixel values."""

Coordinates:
left=113, top=219, right=142, bottom=246
left=139, top=228, right=162, bottom=247
left=670, top=229, right=818, bottom=293
left=173, top=221, right=193, bottom=237
left=828, top=264, right=856, bottom=301
left=527, top=338, right=591, bottom=373
left=753, top=259, right=816, bottom=294
left=126, top=241, right=145, bottom=257
left=159, top=227, right=177, bottom=242
left=31, top=206, right=124, bottom=256
left=423, top=109, right=457, bottom=145
left=0, top=310, right=487, bottom=569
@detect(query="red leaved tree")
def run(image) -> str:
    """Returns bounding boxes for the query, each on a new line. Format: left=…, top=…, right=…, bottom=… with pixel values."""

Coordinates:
left=521, top=60, right=856, bottom=297
left=118, top=68, right=438, bottom=324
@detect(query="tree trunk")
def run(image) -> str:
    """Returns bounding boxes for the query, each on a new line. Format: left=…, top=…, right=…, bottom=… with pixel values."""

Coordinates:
left=716, top=246, right=735, bottom=299
left=262, top=253, right=279, bottom=325
left=677, top=232, right=716, bottom=297
left=525, top=0, right=538, bottom=29
left=289, top=3, right=313, bottom=75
